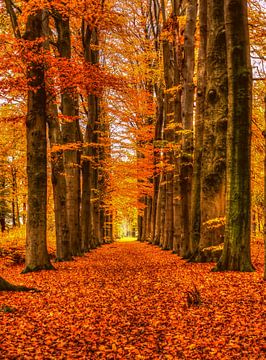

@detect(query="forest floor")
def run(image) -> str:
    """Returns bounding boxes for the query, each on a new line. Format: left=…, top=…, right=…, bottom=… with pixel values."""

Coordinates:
left=0, top=240, right=265, bottom=359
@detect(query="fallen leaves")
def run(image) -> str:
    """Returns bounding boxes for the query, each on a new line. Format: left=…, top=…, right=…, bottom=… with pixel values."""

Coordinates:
left=0, top=241, right=265, bottom=359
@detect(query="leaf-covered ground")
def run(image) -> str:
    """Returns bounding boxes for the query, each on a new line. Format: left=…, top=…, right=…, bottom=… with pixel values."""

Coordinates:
left=0, top=241, right=265, bottom=359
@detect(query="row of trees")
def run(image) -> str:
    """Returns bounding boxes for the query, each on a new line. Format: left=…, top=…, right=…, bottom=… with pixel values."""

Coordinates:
left=135, top=0, right=265, bottom=273
left=1, top=0, right=121, bottom=273
left=0, top=0, right=265, bottom=285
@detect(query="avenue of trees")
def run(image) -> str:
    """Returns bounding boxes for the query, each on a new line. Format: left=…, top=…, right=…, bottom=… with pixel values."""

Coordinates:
left=0, top=0, right=265, bottom=290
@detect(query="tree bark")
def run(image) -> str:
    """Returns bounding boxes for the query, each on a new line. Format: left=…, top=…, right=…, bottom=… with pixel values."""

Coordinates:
left=151, top=88, right=164, bottom=244
left=190, top=0, right=207, bottom=257
left=43, top=11, right=72, bottom=261
left=0, top=171, right=7, bottom=233
left=263, top=95, right=266, bottom=280
left=179, top=0, right=197, bottom=258
left=160, top=0, right=182, bottom=251
left=11, top=165, right=17, bottom=227
left=55, top=14, right=82, bottom=256
left=81, top=21, right=102, bottom=250
left=191, top=0, right=228, bottom=262
left=23, top=10, right=54, bottom=273
left=214, top=0, right=254, bottom=271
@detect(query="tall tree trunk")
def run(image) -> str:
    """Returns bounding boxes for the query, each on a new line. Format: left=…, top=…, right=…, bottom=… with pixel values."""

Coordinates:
left=23, top=10, right=53, bottom=273
left=263, top=95, right=266, bottom=280
left=148, top=0, right=163, bottom=245
left=190, top=0, right=207, bottom=257
left=214, top=0, right=254, bottom=272
left=151, top=88, right=164, bottom=244
left=81, top=21, right=101, bottom=249
left=160, top=1, right=176, bottom=251
left=92, top=121, right=101, bottom=246
left=192, top=0, right=228, bottom=262
left=22, top=196, right=26, bottom=225
left=0, top=173, right=6, bottom=233
left=43, top=11, right=71, bottom=261
left=81, top=145, right=93, bottom=251
left=179, top=0, right=197, bottom=258
left=55, top=14, right=82, bottom=256
left=81, top=91, right=97, bottom=250
left=47, top=101, right=72, bottom=261
left=11, top=165, right=17, bottom=227
left=14, top=167, right=20, bottom=227
left=138, top=214, right=143, bottom=241
left=160, top=0, right=182, bottom=252
left=145, top=196, right=153, bottom=242
left=137, top=146, right=146, bottom=242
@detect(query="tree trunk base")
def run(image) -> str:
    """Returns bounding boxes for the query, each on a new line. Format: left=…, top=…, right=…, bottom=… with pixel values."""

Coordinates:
left=0, top=277, right=39, bottom=292
left=22, top=263, right=55, bottom=274
left=55, top=256, right=73, bottom=262
left=212, top=260, right=255, bottom=272
left=182, top=251, right=193, bottom=260
left=190, top=244, right=224, bottom=263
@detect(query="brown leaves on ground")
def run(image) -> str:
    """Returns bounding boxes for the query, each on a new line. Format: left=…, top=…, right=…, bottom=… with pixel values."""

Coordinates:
left=0, top=241, right=265, bottom=359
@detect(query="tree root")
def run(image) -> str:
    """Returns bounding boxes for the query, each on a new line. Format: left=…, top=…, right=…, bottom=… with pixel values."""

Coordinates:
left=0, top=277, right=40, bottom=292
left=21, top=263, right=55, bottom=274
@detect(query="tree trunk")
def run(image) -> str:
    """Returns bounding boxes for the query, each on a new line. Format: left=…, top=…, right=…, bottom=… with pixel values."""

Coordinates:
left=55, top=15, right=82, bottom=256
left=214, top=0, right=254, bottom=272
left=145, top=196, right=153, bottom=242
left=190, top=0, right=207, bottom=257
left=154, top=172, right=164, bottom=245
left=47, top=102, right=72, bottom=261
left=160, top=0, right=183, bottom=252
left=160, top=0, right=181, bottom=251
left=11, top=165, right=17, bottom=227
left=23, top=10, right=54, bottom=273
left=43, top=11, right=72, bottom=261
left=179, top=0, right=197, bottom=258
left=81, top=22, right=101, bottom=250
left=138, top=214, right=143, bottom=241
left=263, top=95, right=266, bottom=280
left=81, top=152, right=92, bottom=251
left=191, top=0, right=228, bottom=263
left=151, top=88, right=164, bottom=244
left=0, top=173, right=7, bottom=233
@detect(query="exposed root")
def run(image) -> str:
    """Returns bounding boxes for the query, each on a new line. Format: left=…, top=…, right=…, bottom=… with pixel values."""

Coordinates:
left=0, top=277, right=40, bottom=292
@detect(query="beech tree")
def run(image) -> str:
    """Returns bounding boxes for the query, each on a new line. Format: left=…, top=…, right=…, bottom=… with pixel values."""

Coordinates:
left=263, top=96, right=266, bottom=280
left=4, top=1, right=54, bottom=271
left=23, top=10, right=54, bottom=272
left=214, top=0, right=254, bottom=271
left=190, top=0, right=207, bottom=257
left=54, top=12, right=82, bottom=256
left=179, top=0, right=197, bottom=257
left=190, top=0, right=228, bottom=261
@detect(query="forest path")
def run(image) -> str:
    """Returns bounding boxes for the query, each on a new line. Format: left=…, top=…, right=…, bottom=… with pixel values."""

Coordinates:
left=0, top=241, right=264, bottom=359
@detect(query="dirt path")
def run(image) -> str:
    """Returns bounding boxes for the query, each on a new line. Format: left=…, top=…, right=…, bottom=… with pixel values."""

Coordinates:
left=0, top=241, right=264, bottom=359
